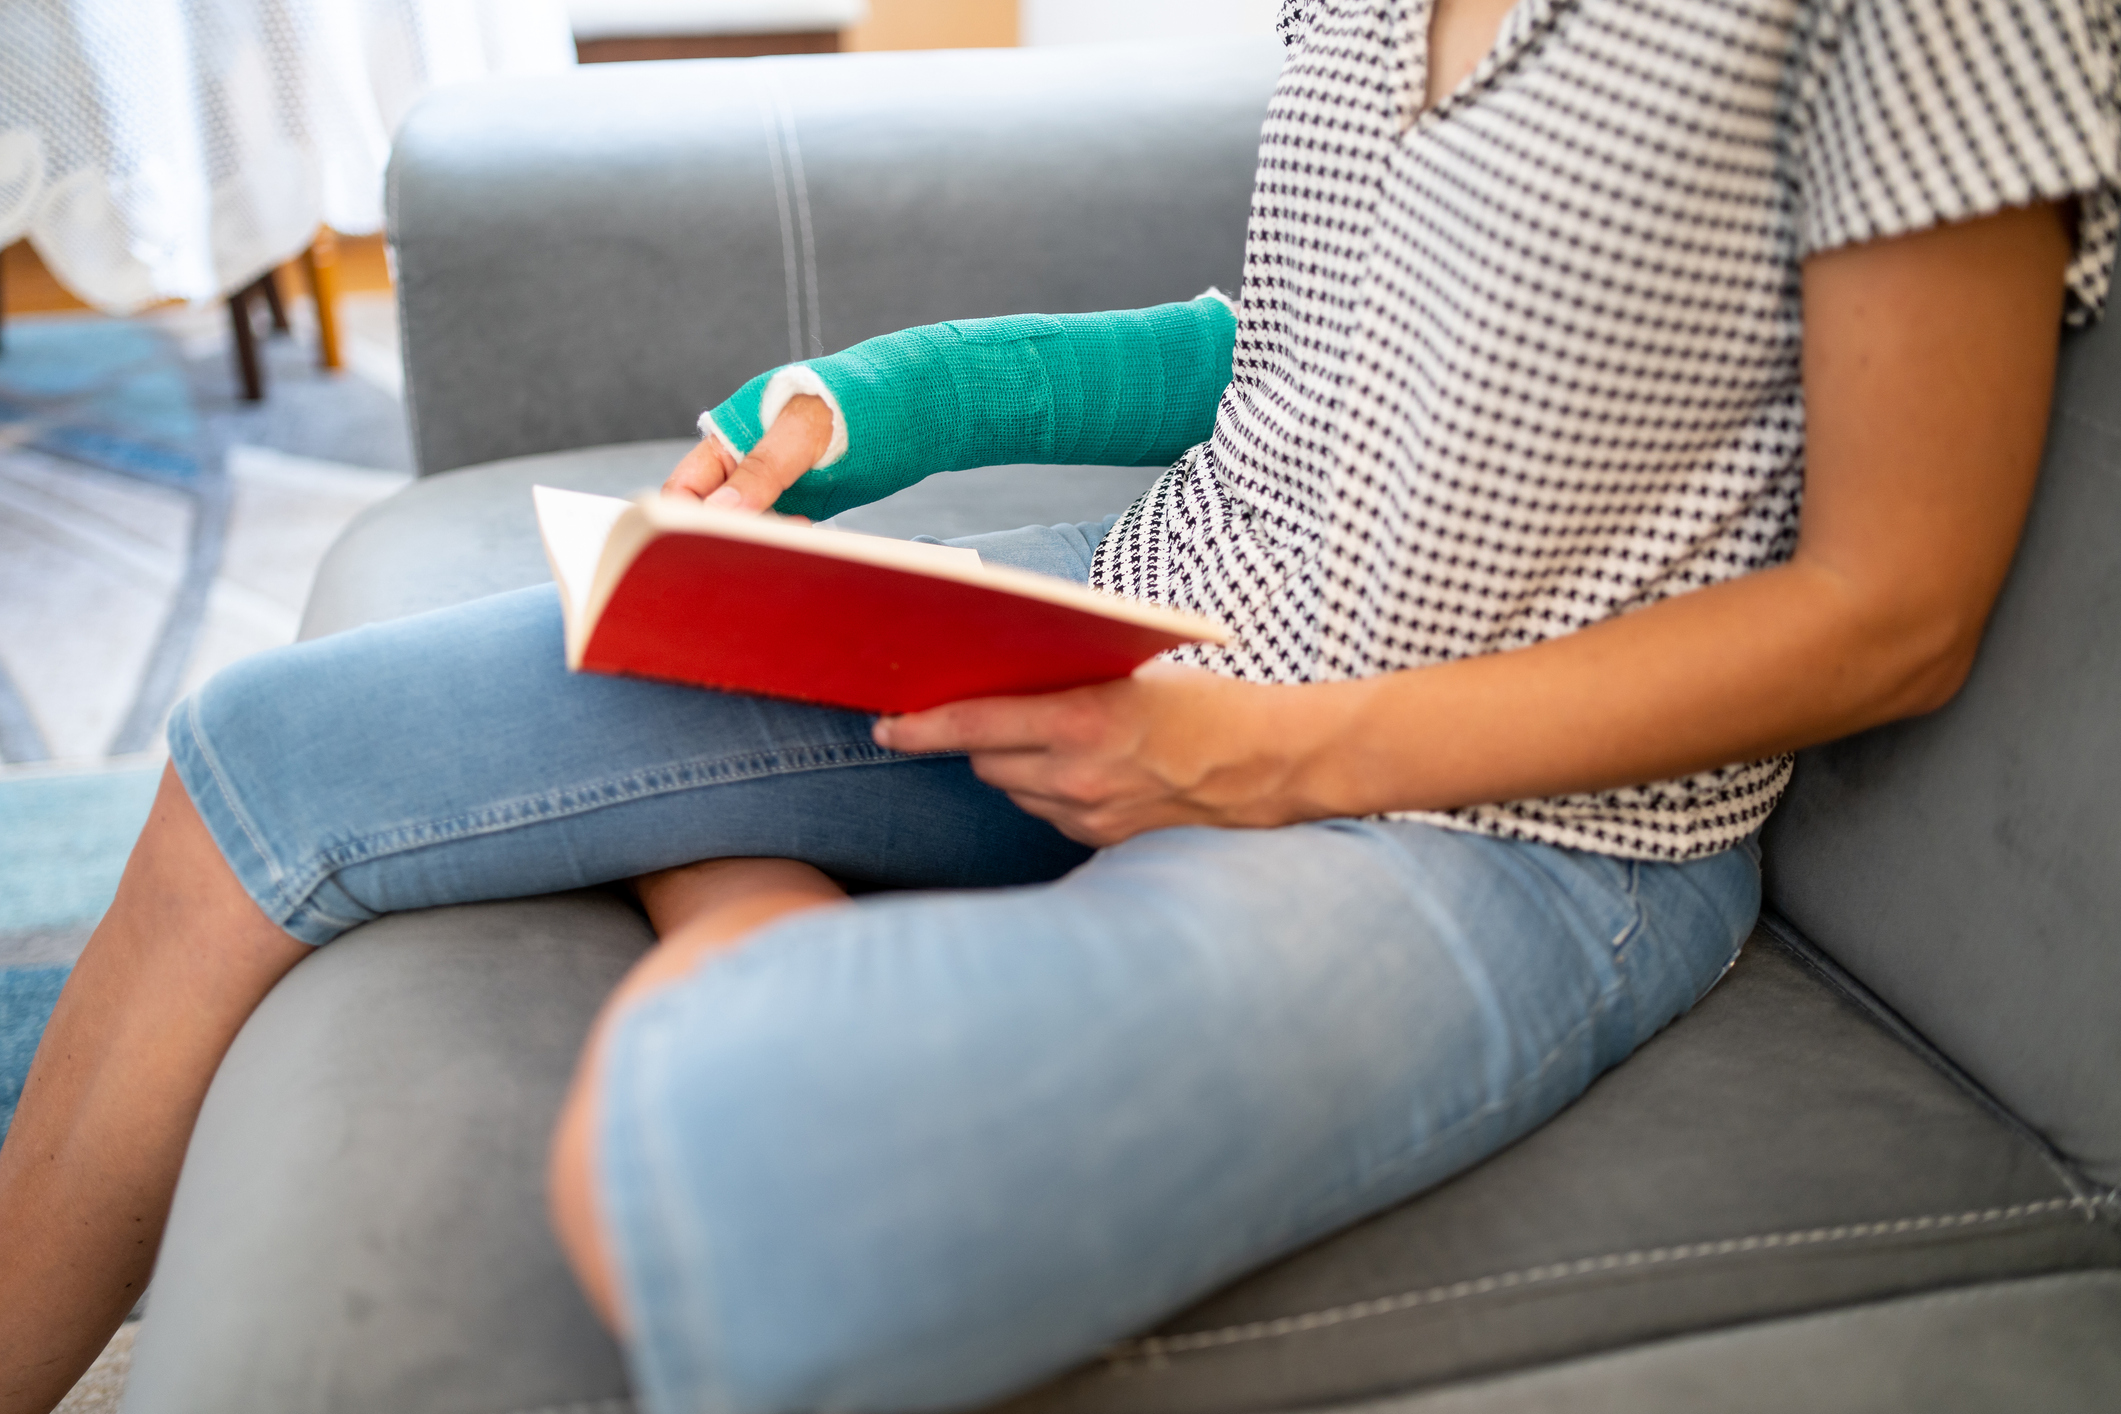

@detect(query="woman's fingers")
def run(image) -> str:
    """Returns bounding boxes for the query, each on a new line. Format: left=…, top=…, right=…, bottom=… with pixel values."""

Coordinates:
left=961, top=745, right=1069, bottom=795
left=874, top=693, right=1078, bottom=755
left=663, top=395, right=836, bottom=511
left=703, top=395, right=836, bottom=513
left=662, top=437, right=737, bottom=499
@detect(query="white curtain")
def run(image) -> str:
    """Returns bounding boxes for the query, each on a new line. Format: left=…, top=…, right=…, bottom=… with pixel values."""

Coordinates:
left=0, top=0, right=575, bottom=313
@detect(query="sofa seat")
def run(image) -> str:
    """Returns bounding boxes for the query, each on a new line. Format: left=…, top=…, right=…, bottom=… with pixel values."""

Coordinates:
left=123, top=443, right=2121, bottom=1414
left=1004, top=922, right=2115, bottom=1414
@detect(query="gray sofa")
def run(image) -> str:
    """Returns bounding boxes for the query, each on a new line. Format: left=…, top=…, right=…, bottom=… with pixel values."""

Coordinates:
left=121, top=41, right=2121, bottom=1414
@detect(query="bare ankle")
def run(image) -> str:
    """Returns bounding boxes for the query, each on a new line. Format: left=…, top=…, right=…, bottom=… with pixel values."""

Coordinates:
left=635, top=857, right=843, bottom=939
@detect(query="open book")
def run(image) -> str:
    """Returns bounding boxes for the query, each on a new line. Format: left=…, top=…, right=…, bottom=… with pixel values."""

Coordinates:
left=534, top=486, right=1228, bottom=713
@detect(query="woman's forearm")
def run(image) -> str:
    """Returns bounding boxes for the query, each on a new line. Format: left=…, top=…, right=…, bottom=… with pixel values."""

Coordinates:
left=1273, top=559, right=1977, bottom=821
left=705, top=296, right=1237, bottom=519
left=881, top=546, right=2025, bottom=850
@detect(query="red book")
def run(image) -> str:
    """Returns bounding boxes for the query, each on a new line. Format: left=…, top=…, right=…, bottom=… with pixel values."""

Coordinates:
left=534, top=486, right=1227, bottom=713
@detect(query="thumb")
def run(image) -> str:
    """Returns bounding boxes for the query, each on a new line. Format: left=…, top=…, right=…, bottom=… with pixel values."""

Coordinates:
left=704, top=394, right=834, bottom=513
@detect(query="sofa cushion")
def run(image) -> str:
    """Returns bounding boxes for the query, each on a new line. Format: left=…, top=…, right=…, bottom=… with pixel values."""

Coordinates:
left=296, top=442, right=690, bottom=640
left=1368, top=1271, right=2121, bottom=1414
left=1764, top=313, right=2121, bottom=1188
left=125, top=895, right=653, bottom=1414
left=388, top=42, right=1281, bottom=476
left=126, top=915, right=2119, bottom=1414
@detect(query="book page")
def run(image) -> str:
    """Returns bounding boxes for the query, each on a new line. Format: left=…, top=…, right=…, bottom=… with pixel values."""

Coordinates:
left=636, top=493, right=1225, bottom=644
left=534, top=486, right=633, bottom=624
left=536, top=486, right=984, bottom=624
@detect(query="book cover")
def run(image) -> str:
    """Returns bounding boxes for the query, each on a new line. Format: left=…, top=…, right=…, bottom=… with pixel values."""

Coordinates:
left=535, top=486, right=1227, bottom=713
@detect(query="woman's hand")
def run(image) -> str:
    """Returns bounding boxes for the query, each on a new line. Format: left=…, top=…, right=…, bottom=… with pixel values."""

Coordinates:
left=873, top=664, right=1357, bottom=846
left=663, top=394, right=835, bottom=513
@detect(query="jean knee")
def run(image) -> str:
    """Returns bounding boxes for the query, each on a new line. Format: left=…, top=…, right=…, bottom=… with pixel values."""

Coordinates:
left=166, top=639, right=383, bottom=945
left=592, top=957, right=1087, bottom=1414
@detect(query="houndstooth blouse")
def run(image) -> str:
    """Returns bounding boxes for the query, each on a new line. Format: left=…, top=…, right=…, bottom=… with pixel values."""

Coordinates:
left=1086, top=0, right=2121, bottom=860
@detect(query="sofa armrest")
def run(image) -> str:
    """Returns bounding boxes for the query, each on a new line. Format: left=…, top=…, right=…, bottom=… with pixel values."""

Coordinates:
left=386, top=40, right=1282, bottom=476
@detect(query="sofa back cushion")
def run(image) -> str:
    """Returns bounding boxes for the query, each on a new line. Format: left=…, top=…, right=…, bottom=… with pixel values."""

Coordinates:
left=388, top=40, right=1284, bottom=475
left=1764, top=311, right=2121, bottom=1188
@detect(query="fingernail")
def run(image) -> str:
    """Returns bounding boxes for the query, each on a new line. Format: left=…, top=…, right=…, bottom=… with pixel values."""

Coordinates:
left=872, top=717, right=894, bottom=747
left=706, top=486, right=741, bottom=508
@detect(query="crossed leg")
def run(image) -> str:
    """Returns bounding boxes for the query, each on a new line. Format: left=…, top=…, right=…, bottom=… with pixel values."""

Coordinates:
left=0, top=767, right=308, bottom=1414
left=0, top=781, right=856, bottom=1411
left=551, top=858, right=848, bottom=1333
left=542, top=823, right=1756, bottom=1414
left=0, top=773, right=848, bottom=1409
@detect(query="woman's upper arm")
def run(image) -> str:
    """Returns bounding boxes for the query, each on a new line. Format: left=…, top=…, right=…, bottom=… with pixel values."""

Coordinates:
left=1792, top=202, right=2074, bottom=713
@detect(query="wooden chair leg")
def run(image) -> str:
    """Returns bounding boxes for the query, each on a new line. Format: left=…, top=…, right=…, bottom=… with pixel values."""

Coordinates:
left=299, top=230, right=344, bottom=371
left=229, top=281, right=265, bottom=401
left=260, top=267, right=290, bottom=333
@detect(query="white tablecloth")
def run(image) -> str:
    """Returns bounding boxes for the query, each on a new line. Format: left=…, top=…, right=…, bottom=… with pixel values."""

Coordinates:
left=0, top=0, right=575, bottom=314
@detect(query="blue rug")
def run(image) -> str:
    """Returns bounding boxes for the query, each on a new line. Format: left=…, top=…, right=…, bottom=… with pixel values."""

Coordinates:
left=0, top=968, right=70, bottom=1141
left=0, top=766, right=162, bottom=1142
left=0, top=308, right=414, bottom=765
left=0, top=304, right=411, bottom=1141
left=0, top=318, right=202, bottom=485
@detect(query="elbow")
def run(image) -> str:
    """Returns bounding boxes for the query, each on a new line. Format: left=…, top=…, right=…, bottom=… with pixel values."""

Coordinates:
left=1892, top=640, right=1980, bottom=718
left=1864, top=606, right=1988, bottom=723
left=1799, top=553, right=2003, bottom=729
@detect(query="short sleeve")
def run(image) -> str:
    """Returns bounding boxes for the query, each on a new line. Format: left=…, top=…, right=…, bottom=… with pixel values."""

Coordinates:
left=1277, top=0, right=1317, bottom=49
left=1794, top=0, right=2121, bottom=324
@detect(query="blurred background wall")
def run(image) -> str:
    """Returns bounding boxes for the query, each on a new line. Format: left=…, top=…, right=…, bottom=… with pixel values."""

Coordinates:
left=1020, top=0, right=1277, bottom=45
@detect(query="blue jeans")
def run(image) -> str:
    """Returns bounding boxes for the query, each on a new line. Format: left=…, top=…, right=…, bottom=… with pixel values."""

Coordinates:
left=169, top=518, right=1758, bottom=1414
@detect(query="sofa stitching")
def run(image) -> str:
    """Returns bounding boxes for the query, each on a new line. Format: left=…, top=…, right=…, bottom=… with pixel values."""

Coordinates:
left=1103, top=1196, right=2095, bottom=1366
left=1265, top=994, right=1609, bottom=1264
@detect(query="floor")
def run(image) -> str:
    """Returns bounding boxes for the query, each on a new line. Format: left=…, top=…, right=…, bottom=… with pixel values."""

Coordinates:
left=1, top=253, right=410, bottom=771
left=50, top=1323, right=135, bottom=1414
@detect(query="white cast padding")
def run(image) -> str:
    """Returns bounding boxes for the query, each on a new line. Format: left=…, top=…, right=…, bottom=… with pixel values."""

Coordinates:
left=757, top=365, right=850, bottom=468
left=695, top=364, right=849, bottom=469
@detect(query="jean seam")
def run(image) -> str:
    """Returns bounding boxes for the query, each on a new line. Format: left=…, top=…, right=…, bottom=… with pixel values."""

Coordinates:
left=1298, top=824, right=1630, bottom=1233
left=1407, top=990, right=1602, bottom=1158
left=180, top=695, right=292, bottom=898
left=281, top=894, right=373, bottom=934
left=1103, top=1196, right=2099, bottom=1368
left=268, top=739, right=906, bottom=918
left=1608, top=859, right=1644, bottom=953
left=1264, top=981, right=1615, bottom=1271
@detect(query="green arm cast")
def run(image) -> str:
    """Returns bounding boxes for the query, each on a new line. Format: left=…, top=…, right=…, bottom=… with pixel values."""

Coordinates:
left=705, top=295, right=1237, bottom=521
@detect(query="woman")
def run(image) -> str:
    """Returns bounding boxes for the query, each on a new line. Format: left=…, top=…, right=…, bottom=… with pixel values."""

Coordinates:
left=3, top=1, right=2114, bottom=1410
